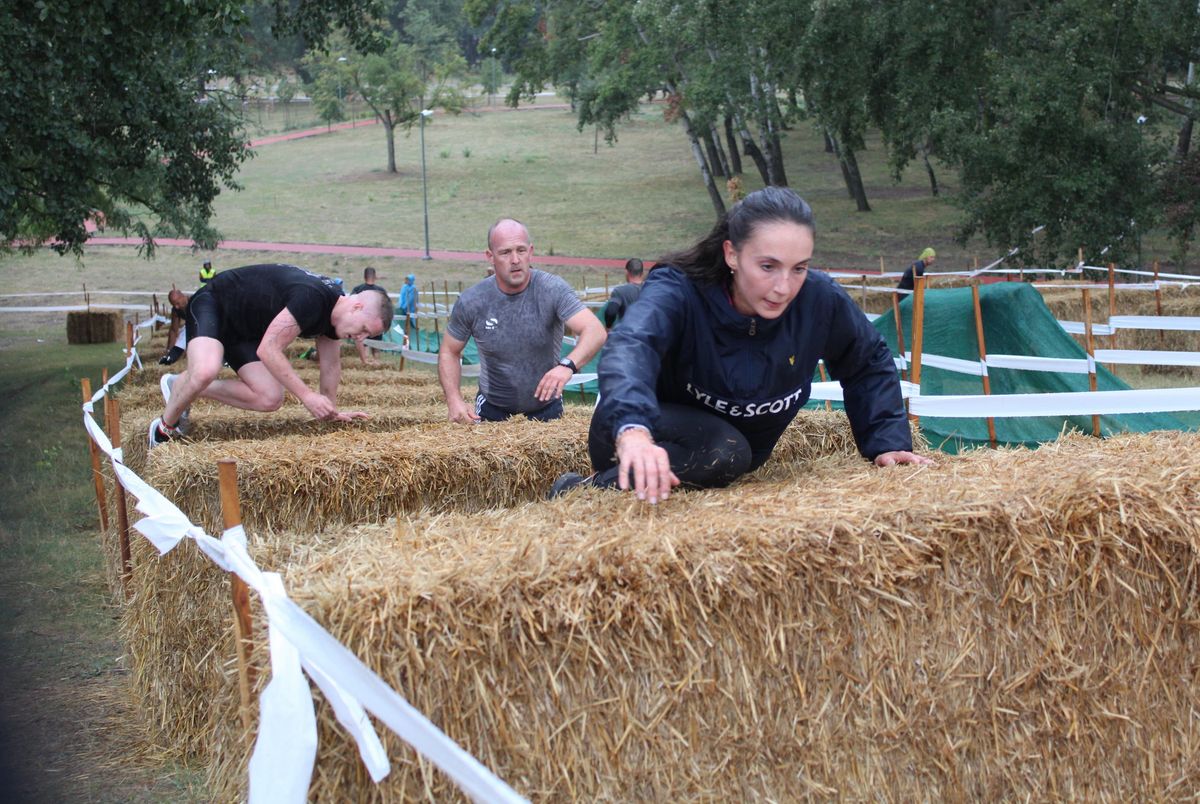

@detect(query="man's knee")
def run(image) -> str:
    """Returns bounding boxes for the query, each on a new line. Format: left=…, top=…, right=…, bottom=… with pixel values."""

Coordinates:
left=186, top=362, right=222, bottom=389
left=250, top=386, right=285, bottom=412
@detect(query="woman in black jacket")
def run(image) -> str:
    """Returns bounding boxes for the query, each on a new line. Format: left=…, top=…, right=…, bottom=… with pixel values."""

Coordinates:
left=552, top=187, right=930, bottom=503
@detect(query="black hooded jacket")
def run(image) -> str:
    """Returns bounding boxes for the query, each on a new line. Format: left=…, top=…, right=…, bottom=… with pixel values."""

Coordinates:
left=594, top=266, right=911, bottom=469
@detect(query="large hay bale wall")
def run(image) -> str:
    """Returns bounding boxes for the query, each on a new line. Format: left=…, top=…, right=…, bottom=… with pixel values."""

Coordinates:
left=119, top=410, right=886, bottom=760
left=202, top=431, right=1200, bottom=801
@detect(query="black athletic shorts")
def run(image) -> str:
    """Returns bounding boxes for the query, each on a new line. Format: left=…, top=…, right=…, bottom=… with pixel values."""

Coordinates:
left=185, top=288, right=262, bottom=371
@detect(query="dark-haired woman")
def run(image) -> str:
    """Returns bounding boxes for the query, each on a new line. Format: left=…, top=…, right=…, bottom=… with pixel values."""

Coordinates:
left=551, top=186, right=931, bottom=503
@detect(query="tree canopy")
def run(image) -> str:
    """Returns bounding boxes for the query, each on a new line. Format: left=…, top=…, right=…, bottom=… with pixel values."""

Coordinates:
left=0, top=0, right=381, bottom=257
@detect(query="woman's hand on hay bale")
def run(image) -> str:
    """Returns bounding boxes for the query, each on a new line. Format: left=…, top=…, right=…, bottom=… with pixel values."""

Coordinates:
left=617, top=427, right=680, bottom=504
left=873, top=450, right=935, bottom=467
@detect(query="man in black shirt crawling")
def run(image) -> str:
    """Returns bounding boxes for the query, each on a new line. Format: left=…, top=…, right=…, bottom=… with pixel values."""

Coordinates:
left=149, top=263, right=394, bottom=449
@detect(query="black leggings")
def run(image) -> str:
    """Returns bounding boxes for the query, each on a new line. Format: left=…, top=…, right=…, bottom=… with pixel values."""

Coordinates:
left=588, top=403, right=753, bottom=490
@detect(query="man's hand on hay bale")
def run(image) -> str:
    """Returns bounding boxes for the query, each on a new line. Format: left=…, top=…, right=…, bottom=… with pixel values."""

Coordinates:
left=617, top=427, right=680, bottom=504
left=446, top=397, right=481, bottom=424
left=302, top=392, right=370, bottom=422
left=874, top=450, right=935, bottom=467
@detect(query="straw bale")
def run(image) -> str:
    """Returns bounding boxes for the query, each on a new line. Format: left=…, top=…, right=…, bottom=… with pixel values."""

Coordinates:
left=139, top=409, right=879, bottom=532
left=116, top=372, right=449, bottom=420
left=67, top=310, right=123, bottom=343
left=195, top=430, right=1200, bottom=801
left=119, top=403, right=455, bottom=476
left=121, top=522, right=327, bottom=758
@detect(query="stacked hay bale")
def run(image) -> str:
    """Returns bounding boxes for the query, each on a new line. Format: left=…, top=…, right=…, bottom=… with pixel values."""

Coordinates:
left=67, top=310, right=123, bottom=343
left=198, top=431, right=1200, bottom=800
left=118, top=404, right=881, bottom=764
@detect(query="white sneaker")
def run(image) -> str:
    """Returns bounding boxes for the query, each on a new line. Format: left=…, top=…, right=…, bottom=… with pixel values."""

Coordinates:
left=160, top=373, right=190, bottom=429
left=148, top=417, right=183, bottom=450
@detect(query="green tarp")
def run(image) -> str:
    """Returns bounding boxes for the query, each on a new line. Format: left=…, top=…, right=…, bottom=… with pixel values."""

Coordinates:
left=873, top=283, right=1200, bottom=453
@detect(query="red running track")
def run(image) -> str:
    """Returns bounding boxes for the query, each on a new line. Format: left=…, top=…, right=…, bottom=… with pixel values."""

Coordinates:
left=85, top=235, right=632, bottom=269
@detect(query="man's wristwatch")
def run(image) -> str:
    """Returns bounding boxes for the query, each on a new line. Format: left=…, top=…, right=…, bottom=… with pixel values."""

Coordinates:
left=557, top=357, right=578, bottom=373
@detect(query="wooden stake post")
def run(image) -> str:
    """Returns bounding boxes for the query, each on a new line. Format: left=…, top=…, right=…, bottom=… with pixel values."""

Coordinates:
left=104, top=395, right=133, bottom=597
left=908, top=275, right=927, bottom=425
left=81, top=378, right=109, bottom=531
left=1082, top=290, right=1101, bottom=438
left=218, top=458, right=256, bottom=734
left=970, top=285, right=998, bottom=448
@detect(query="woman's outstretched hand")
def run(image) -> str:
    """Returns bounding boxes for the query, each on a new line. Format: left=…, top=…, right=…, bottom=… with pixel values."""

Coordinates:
left=616, top=428, right=681, bottom=504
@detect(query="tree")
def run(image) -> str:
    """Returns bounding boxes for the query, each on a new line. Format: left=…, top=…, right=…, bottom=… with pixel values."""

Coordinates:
left=931, top=0, right=1198, bottom=265
left=311, top=6, right=466, bottom=174
left=1, top=0, right=385, bottom=257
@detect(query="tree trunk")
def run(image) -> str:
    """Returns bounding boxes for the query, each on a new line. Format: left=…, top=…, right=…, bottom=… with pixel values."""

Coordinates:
left=734, top=111, right=771, bottom=184
left=823, top=129, right=835, bottom=153
left=840, top=136, right=871, bottom=212
left=750, top=70, right=788, bottom=186
left=1179, top=61, right=1196, bottom=160
left=922, top=143, right=939, bottom=197
left=384, top=112, right=397, bottom=173
left=709, top=124, right=733, bottom=177
left=723, top=115, right=743, bottom=175
left=828, top=130, right=856, bottom=200
left=702, top=127, right=726, bottom=177
left=679, top=109, right=726, bottom=218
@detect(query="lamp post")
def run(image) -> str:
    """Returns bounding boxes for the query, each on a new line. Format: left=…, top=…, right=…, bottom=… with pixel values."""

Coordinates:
left=489, top=47, right=497, bottom=106
left=419, top=108, right=433, bottom=261
left=336, top=56, right=348, bottom=123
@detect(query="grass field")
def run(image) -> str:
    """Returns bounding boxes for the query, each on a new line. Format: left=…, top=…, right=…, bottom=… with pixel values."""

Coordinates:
left=0, top=96, right=1196, bottom=800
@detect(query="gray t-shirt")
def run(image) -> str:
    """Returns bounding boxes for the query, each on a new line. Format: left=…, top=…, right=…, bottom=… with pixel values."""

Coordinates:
left=447, top=270, right=586, bottom=413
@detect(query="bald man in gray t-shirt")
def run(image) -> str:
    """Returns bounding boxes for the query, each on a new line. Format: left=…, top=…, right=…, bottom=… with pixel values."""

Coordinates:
left=438, top=218, right=607, bottom=422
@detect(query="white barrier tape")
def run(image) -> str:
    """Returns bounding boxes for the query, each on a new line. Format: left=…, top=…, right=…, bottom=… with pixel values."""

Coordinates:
left=1081, top=265, right=1200, bottom=283
left=865, top=313, right=880, bottom=321
left=1031, top=281, right=1160, bottom=291
left=1087, top=355, right=1097, bottom=374
left=1094, top=348, right=1200, bottom=367
left=1058, top=320, right=1115, bottom=336
left=0, top=303, right=154, bottom=313
left=810, top=380, right=920, bottom=402
left=912, top=352, right=988, bottom=377
left=249, top=572, right=318, bottom=804
left=137, top=314, right=171, bottom=329
left=1108, top=315, right=1200, bottom=332
left=909, top=387, right=1200, bottom=418
left=985, top=354, right=1092, bottom=375
left=893, top=355, right=909, bottom=370
left=254, top=574, right=527, bottom=804
left=80, top=348, right=528, bottom=804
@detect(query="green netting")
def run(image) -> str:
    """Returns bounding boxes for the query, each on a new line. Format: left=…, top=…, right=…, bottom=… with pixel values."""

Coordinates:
left=384, top=321, right=600, bottom=396
left=872, top=283, right=1200, bottom=453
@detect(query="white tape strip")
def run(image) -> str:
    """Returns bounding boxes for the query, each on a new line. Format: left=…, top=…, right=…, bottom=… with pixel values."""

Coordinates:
left=249, top=572, right=318, bottom=804
left=1094, top=349, right=1200, bottom=367
left=1108, top=315, right=1200, bottom=332
left=909, top=387, right=1200, bottom=418
left=1031, top=282, right=1159, bottom=291
left=916, top=352, right=988, bottom=377
left=1080, top=264, right=1200, bottom=282
left=1058, top=320, right=1115, bottom=336
left=985, top=354, right=1091, bottom=374
left=810, top=380, right=920, bottom=402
